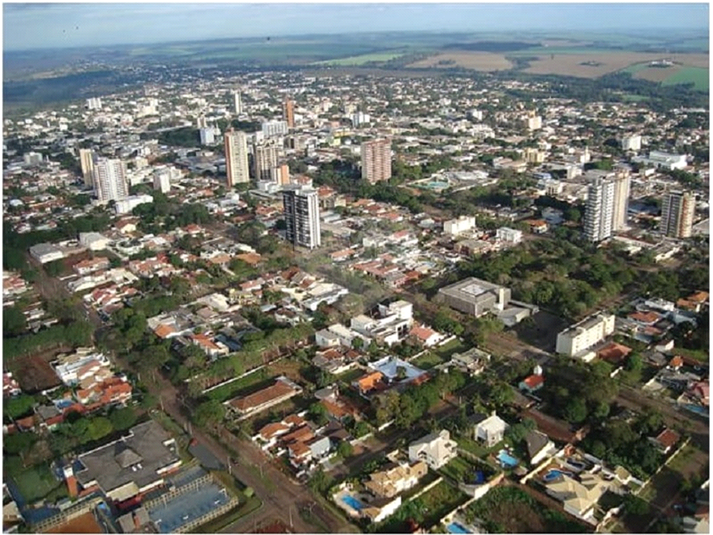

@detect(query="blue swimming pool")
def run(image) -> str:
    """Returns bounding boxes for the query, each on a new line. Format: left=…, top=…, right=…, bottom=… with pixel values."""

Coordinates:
left=543, top=469, right=574, bottom=482
left=683, top=404, right=709, bottom=418
left=447, top=522, right=470, bottom=534
left=497, top=450, right=519, bottom=468
left=341, top=495, right=364, bottom=511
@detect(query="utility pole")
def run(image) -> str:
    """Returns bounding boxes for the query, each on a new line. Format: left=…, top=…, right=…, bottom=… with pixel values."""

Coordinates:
left=289, top=506, right=293, bottom=529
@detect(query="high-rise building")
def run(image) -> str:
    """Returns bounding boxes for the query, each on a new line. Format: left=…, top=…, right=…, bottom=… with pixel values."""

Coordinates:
left=253, top=142, right=280, bottom=181
left=197, top=115, right=208, bottom=129
left=611, top=172, right=630, bottom=233
left=621, top=134, right=642, bottom=151
left=79, top=149, right=95, bottom=187
left=93, top=158, right=128, bottom=203
left=233, top=91, right=243, bottom=115
left=262, top=120, right=289, bottom=138
left=661, top=191, right=695, bottom=238
left=283, top=96, right=295, bottom=128
left=224, top=130, right=250, bottom=187
left=153, top=171, right=171, bottom=193
left=199, top=127, right=216, bottom=146
left=583, top=171, right=630, bottom=242
left=86, top=97, right=102, bottom=110
left=282, top=185, right=321, bottom=249
left=360, top=139, right=392, bottom=184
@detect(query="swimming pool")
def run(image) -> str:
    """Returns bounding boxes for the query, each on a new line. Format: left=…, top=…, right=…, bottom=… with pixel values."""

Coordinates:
left=543, top=469, right=574, bottom=482
left=683, top=404, right=709, bottom=418
left=447, top=522, right=470, bottom=534
left=419, top=181, right=450, bottom=190
left=497, top=450, right=519, bottom=468
left=341, top=495, right=364, bottom=511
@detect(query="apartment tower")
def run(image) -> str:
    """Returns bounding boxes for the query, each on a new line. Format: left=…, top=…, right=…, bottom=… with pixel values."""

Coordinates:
left=79, top=148, right=95, bottom=187
left=282, top=185, right=321, bottom=249
left=661, top=191, right=695, bottom=238
left=224, top=130, right=250, bottom=187
left=253, top=142, right=280, bottom=181
left=584, top=171, right=630, bottom=242
left=233, top=91, right=243, bottom=115
left=360, top=139, right=392, bottom=184
left=283, top=96, right=295, bottom=128
left=93, top=158, right=128, bottom=203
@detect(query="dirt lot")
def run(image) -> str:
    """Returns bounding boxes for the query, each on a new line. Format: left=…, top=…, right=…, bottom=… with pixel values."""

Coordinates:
left=408, top=52, right=513, bottom=71
left=46, top=512, right=102, bottom=533
left=524, top=52, right=709, bottom=78
left=9, top=352, right=63, bottom=393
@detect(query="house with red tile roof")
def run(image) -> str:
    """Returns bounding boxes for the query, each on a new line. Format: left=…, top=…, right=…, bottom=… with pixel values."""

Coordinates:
left=227, top=377, right=303, bottom=420
left=354, top=371, right=387, bottom=396
left=519, top=374, right=545, bottom=393
left=649, top=428, right=680, bottom=454
left=597, top=342, right=632, bottom=365
left=409, top=324, right=444, bottom=347
left=191, top=334, right=229, bottom=359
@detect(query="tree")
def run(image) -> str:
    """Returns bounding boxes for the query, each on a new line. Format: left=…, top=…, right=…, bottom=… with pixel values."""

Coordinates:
left=623, top=494, right=650, bottom=515
left=109, top=407, right=137, bottom=431
left=3, top=394, right=35, bottom=419
left=308, top=467, right=333, bottom=496
left=351, top=337, right=364, bottom=350
left=3, top=306, right=27, bottom=337
left=194, top=400, right=226, bottom=428
left=337, top=440, right=354, bottom=459
left=563, top=398, right=588, bottom=424
left=309, top=402, right=329, bottom=426
left=625, top=353, right=643, bottom=373
left=88, top=417, right=114, bottom=441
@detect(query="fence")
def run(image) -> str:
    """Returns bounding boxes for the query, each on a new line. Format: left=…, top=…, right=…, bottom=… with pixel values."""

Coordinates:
left=33, top=495, right=103, bottom=533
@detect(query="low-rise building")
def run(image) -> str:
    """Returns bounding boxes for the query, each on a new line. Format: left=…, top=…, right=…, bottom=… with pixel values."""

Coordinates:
left=408, top=430, right=458, bottom=470
left=364, top=460, right=428, bottom=498
left=472, top=413, right=509, bottom=447
left=436, top=277, right=511, bottom=317
left=556, top=312, right=615, bottom=360
left=227, top=376, right=302, bottom=419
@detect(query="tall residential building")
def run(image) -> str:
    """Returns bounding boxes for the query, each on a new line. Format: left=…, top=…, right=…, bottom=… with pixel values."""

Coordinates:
left=253, top=142, right=280, bottom=181
left=621, top=134, right=642, bottom=151
left=661, top=191, right=695, bottom=238
left=233, top=91, right=243, bottom=115
left=224, top=130, right=250, bottom=187
left=153, top=171, right=171, bottom=193
left=282, top=185, right=321, bottom=249
left=93, top=159, right=128, bottom=203
left=283, top=96, right=295, bottom=128
left=86, top=97, right=102, bottom=110
left=79, top=149, right=95, bottom=187
left=361, top=139, right=392, bottom=184
left=584, top=172, right=630, bottom=242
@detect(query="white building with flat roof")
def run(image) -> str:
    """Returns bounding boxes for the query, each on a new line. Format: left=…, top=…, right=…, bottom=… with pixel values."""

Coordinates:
left=556, top=312, right=616, bottom=360
left=437, top=277, right=510, bottom=317
left=444, top=216, right=476, bottom=236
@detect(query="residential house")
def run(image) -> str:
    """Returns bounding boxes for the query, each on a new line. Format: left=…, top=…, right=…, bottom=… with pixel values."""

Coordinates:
left=472, top=413, right=509, bottom=448
left=354, top=371, right=387, bottom=396
left=519, top=374, right=544, bottom=394
left=364, top=461, right=428, bottom=498
left=361, top=496, right=402, bottom=524
left=73, top=257, right=111, bottom=276
left=409, top=324, right=444, bottom=348
left=408, top=430, right=458, bottom=470
left=3, top=373, right=21, bottom=397
left=545, top=472, right=610, bottom=522
left=450, top=348, right=491, bottom=376
left=227, top=376, right=303, bottom=419
left=525, top=429, right=557, bottom=466
left=649, top=428, right=681, bottom=455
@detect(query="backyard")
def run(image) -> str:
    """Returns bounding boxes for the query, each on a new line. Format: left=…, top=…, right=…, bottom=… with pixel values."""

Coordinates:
left=8, top=462, right=68, bottom=504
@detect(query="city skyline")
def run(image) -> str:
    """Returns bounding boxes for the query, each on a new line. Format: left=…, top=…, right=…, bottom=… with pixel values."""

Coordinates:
left=4, top=2, right=709, bottom=51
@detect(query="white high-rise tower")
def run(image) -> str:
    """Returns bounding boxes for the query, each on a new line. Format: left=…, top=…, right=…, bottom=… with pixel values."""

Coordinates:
left=224, top=130, right=250, bottom=187
left=282, top=185, right=321, bottom=249
left=93, top=159, right=128, bottom=203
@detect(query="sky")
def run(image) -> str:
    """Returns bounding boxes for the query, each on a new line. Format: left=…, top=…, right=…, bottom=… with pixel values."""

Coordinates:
left=3, top=2, right=710, bottom=51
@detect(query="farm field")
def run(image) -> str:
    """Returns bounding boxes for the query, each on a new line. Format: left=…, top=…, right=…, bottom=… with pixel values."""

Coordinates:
left=662, top=66, right=709, bottom=91
left=408, top=51, right=513, bottom=71
left=522, top=52, right=709, bottom=78
left=315, top=51, right=406, bottom=66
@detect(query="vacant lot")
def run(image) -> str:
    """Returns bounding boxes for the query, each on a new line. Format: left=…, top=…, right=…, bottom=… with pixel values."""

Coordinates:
left=46, top=512, right=102, bottom=533
left=409, top=52, right=513, bottom=71
left=11, top=463, right=67, bottom=504
left=9, top=352, right=62, bottom=393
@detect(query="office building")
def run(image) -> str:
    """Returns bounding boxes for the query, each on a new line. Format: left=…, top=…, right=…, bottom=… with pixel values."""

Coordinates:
left=93, top=158, right=128, bottom=203
left=262, top=120, right=289, bottom=138
left=253, top=142, right=280, bottom=181
left=283, top=96, right=295, bottom=128
left=361, top=139, right=392, bottom=184
left=282, top=185, right=321, bottom=249
left=437, top=277, right=511, bottom=317
left=621, top=134, right=642, bottom=151
left=224, top=130, right=250, bottom=187
left=233, top=90, right=243, bottom=115
left=661, top=191, right=695, bottom=238
left=584, top=171, right=630, bottom=242
left=556, top=313, right=615, bottom=360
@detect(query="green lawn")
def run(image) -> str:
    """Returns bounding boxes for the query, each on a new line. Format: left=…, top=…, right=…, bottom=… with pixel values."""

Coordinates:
left=411, top=351, right=447, bottom=370
left=434, top=338, right=469, bottom=359
left=662, top=67, right=709, bottom=92
left=11, top=463, right=68, bottom=504
left=205, top=368, right=274, bottom=402
left=315, top=51, right=405, bottom=66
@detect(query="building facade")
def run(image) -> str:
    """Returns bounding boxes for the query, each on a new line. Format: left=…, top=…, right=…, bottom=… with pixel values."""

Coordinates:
left=93, top=158, right=128, bottom=203
left=79, top=148, right=95, bottom=187
left=233, top=90, right=243, bottom=115
left=224, top=130, right=250, bottom=187
left=584, top=171, right=630, bottom=242
left=361, top=139, right=392, bottom=183
left=262, top=120, right=289, bottom=138
left=282, top=96, right=295, bottom=128
left=253, top=142, right=280, bottom=181
left=283, top=185, right=321, bottom=249
left=661, top=191, right=695, bottom=238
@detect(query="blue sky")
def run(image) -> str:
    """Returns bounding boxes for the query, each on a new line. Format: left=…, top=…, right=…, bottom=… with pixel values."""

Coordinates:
left=3, top=3, right=709, bottom=51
